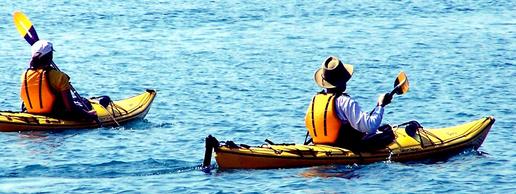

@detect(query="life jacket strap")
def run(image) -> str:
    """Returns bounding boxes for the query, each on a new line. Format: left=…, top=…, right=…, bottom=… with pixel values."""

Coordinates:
left=322, top=94, right=336, bottom=136
left=38, top=69, right=45, bottom=109
left=309, top=95, right=317, bottom=137
left=23, top=70, right=33, bottom=109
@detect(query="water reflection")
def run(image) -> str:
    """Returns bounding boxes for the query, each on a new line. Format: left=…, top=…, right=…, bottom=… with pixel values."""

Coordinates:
left=15, top=130, right=81, bottom=155
left=18, top=131, right=50, bottom=139
left=300, top=165, right=362, bottom=179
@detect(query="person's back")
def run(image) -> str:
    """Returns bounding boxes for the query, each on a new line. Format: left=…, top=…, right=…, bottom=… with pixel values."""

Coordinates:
left=21, top=66, right=57, bottom=114
left=305, top=56, right=394, bottom=151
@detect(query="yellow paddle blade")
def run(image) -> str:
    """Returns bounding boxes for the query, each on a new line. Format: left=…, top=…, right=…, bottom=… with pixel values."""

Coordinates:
left=394, top=71, right=409, bottom=95
left=13, top=11, right=39, bottom=45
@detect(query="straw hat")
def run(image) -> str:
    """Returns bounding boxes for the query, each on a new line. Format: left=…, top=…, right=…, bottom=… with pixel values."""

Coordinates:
left=314, top=56, right=354, bottom=88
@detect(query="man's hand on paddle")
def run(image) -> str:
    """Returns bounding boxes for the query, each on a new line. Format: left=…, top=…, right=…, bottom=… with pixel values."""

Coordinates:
left=377, top=93, right=393, bottom=107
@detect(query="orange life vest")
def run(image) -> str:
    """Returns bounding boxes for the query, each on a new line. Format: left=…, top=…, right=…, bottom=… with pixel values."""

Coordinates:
left=305, top=93, right=342, bottom=144
left=20, top=69, right=56, bottom=114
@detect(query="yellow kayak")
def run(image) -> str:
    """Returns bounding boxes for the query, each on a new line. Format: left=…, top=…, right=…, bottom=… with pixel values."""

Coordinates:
left=0, top=89, right=156, bottom=132
left=204, top=117, right=495, bottom=169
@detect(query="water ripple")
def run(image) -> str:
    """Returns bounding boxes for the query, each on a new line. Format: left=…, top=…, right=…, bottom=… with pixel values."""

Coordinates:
left=1, top=158, right=198, bottom=179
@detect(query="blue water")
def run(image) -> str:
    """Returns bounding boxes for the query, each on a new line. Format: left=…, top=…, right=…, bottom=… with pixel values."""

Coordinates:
left=1, top=0, right=515, bottom=193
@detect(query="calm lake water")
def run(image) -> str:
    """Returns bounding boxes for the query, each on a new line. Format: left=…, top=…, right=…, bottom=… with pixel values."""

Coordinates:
left=0, top=0, right=514, bottom=193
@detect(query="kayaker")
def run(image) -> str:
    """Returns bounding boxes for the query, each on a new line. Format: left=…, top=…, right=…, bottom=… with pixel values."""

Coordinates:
left=305, top=56, right=394, bottom=151
left=20, top=40, right=96, bottom=119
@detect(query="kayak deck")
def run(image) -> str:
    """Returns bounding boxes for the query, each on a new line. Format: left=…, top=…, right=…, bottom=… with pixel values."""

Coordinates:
left=0, top=89, right=156, bottom=132
left=206, top=117, right=495, bottom=169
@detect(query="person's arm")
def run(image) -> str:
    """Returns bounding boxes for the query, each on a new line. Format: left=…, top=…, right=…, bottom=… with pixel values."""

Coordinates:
left=48, top=70, right=74, bottom=111
left=60, top=90, right=76, bottom=113
left=336, top=95, right=384, bottom=134
left=51, top=70, right=96, bottom=118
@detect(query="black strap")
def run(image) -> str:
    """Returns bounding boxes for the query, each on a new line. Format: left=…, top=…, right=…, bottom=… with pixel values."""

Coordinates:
left=310, top=96, right=317, bottom=137
left=38, top=70, right=45, bottom=109
left=23, top=70, right=33, bottom=109
left=322, top=94, right=335, bottom=136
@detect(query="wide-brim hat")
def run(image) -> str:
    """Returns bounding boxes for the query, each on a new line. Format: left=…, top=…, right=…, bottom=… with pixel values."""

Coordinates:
left=314, top=56, right=354, bottom=89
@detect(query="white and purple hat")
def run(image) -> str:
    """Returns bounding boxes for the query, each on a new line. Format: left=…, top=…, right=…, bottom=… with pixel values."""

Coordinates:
left=31, top=40, right=54, bottom=58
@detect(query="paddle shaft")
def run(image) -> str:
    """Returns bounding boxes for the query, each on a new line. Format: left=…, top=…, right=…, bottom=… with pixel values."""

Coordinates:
left=98, top=105, right=120, bottom=126
left=388, top=87, right=398, bottom=97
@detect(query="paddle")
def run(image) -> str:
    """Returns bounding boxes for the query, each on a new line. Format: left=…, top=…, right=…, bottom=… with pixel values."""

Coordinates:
left=13, top=11, right=105, bottom=126
left=389, top=71, right=409, bottom=97
left=13, top=11, right=39, bottom=46
left=369, top=71, right=409, bottom=115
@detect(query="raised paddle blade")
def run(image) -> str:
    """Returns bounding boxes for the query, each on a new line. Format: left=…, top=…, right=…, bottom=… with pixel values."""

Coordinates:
left=13, top=11, right=39, bottom=45
left=392, top=71, right=409, bottom=95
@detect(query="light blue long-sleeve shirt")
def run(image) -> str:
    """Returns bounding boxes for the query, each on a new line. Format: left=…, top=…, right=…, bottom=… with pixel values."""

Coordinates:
left=334, top=94, right=384, bottom=135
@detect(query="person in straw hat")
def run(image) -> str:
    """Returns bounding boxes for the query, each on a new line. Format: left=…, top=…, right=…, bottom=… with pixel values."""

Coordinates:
left=304, top=56, right=394, bottom=151
left=20, top=40, right=96, bottom=119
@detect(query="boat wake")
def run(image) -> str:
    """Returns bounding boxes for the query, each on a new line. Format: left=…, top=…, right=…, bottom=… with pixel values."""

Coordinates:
left=0, top=158, right=200, bottom=178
